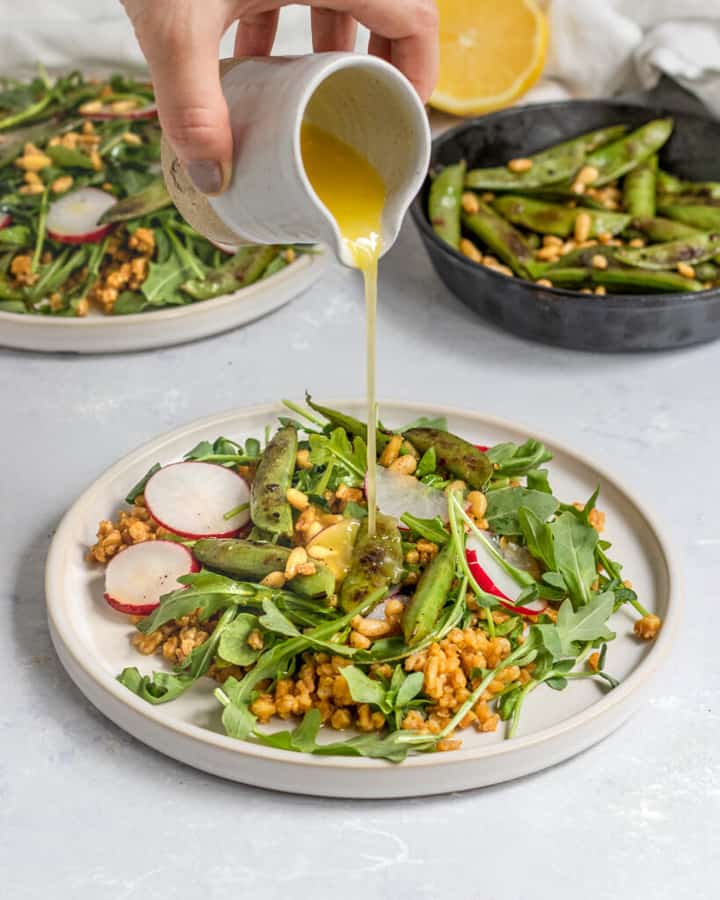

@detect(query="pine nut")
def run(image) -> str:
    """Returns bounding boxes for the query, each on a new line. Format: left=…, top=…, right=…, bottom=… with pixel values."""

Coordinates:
left=594, top=285, right=607, bottom=295
left=597, top=231, right=612, bottom=245
left=677, top=262, right=696, bottom=279
left=536, top=278, right=553, bottom=287
left=307, top=544, right=332, bottom=560
left=507, top=158, right=533, bottom=173
left=261, top=571, right=286, bottom=588
left=389, top=454, right=417, bottom=475
left=591, top=254, right=609, bottom=270
left=379, top=433, right=403, bottom=467
left=459, top=238, right=483, bottom=263
left=629, top=238, right=645, bottom=248
left=461, top=192, right=480, bottom=214
left=284, top=546, right=308, bottom=580
left=542, top=235, right=563, bottom=248
left=574, top=211, right=592, bottom=243
left=467, top=491, right=487, bottom=518
left=286, top=488, right=309, bottom=510
left=296, top=449, right=312, bottom=469
left=577, top=165, right=599, bottom=185
left=536, top=245, right=560, bottom=261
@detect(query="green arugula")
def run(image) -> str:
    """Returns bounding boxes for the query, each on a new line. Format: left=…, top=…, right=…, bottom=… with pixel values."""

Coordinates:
left=309, top=427, right=367, bottom=487
left=548, top=512, right=598, bottom=607
left=485, top=487, right=558, bottom=536
left=486, top=440, right=553, bottom=477
left=124, top=462, right=161, bottom=504
left=399, top=513, right=450, bottom=545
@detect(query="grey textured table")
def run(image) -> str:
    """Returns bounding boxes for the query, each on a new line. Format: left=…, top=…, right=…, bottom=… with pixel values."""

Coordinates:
left=2, top=219, right=718, bottom=899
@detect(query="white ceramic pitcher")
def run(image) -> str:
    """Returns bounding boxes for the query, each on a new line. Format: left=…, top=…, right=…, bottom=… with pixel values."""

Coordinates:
left=162, top=53, right=431, bottom=266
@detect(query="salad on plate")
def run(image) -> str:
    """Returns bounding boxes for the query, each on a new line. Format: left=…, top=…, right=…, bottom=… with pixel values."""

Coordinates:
left=87, top=398, right=663, bottom=762
left=0, top=70, right=306, bottom=318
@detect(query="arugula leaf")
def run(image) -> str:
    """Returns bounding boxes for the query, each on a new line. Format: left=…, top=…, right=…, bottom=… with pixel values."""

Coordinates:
left=518, top=506, right=556, bottom=570
left=486, top=440, right=552, bottom=477
left=416, top=447, right=437, bottom=478
left=112, top=291, right=148, bottom=315
left=340, top=666, right=387, bottom=707
left=485, top=487, right=558, bottom=536
left=399, top=513, right=450, bottom=545
left=397, top=414, right=448, bottom=432
left=534, top=593, right=615, bottom=659
left=220, top=696, right=257, bottom=740
left=549, top=512, right=598, bottom=607
left=124, top=462, right=160, bottom=504
left=218, top=613, right=263, bottom=666
left=395, top=671, right=424, bottom=708
left=526, top=468, right=552, bottom=494
left=258, top=599, right=301, bottom=638
left=309, top=427, right=367, bottom=487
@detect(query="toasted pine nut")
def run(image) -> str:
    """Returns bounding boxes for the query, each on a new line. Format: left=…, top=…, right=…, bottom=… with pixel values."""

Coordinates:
left=261, top=571, right=286, bottom=588
left=460, top=238, right=483, bottom=264
left=536, top=245, right=560, bottom=261
left=122, top=131, right=142, bottom=146
left=570, top=180, right=586, bottom=195
left=461, top=191, right=480, bottom=214
left=536, top=278, right=553, bottom=287
left=79, top=100, right=103, bottom=114
left=284, top=546, right=308, bottom=580
left=296, top=448, right=312, bottom=470
left=349, top=631, right=371, bottom=649
left=15, top=153, right=52, bottom=171
left=542, top=235, right=563, bottom=248
left=405, top=549, right=420, bottom=564
left=296, top=562, right=317, bottom=576
left=480, top=192, right=495, bottom=203
left=560, top=240, right=576, bottom=255
left=591, top=254, right=608, bottom=270
left=594, top=285, right=607, bottom=295
left=389, top=454, right=417, bottom=476
left=306, top=521, right=324, bottom=540
left=577, top=165, right=599, bottom=185
left=286, top=487, right=309, bottom=511
left=507, top=157, right=533, bottom=173
left=110, top=99, right=138, bottom=114
left=379, top=433, right=403, bottom=467
left=385, top=598, right=405, bottom=618
left=574, top=211, right=592, bottom=243
left=677, top=262, right=696, bottom=279
left=351, top=616, right=393, bottom=638
left=597, top=231, right=612, bottom=245
left=467, top=490, right=487, bottom=519
left=629, top=238, right=645, bottom=248
left=52, top=175, right=73, bottom=194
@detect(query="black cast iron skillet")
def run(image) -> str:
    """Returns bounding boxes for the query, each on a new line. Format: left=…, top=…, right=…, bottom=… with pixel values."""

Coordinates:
left=410, top=100, right=720, bottom=352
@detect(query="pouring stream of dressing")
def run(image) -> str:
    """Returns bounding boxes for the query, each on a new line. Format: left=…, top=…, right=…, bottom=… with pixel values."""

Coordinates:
left=300, top=123, right=386, bottom=536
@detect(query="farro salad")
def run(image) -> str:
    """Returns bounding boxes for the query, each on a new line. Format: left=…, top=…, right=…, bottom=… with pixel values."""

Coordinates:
left=0, top=70, right=304, bottom=317
left=89, top=398, right=662, bottom=762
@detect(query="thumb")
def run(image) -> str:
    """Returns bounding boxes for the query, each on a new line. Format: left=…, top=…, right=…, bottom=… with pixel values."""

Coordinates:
left=145, top=21, right=233, bottom=195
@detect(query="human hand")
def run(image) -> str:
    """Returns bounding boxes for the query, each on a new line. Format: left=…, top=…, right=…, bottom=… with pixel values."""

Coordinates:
left=122, top=0, right=438, bottom=194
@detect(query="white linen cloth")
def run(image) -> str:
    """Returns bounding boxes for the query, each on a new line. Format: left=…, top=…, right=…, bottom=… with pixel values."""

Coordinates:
left=1, top=1, right=720, bottom=114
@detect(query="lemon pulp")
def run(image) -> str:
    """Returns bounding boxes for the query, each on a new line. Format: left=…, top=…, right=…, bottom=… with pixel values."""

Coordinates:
left=301, top=123, right=386, bottom=536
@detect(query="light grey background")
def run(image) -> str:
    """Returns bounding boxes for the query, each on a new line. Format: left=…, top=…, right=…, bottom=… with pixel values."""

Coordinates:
left=1, top=216, right=718, bottom=898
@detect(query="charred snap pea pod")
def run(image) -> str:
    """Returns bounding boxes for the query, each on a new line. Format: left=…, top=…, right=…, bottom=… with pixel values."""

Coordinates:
left=461, top=204, right=535, bottom=277
left=538, top=268, right=590, bottom=288
left=339, top=514, right=403, bottom=613
left=492, top=195, right=630, bottom=238
left=404, top=427, right=492, bottom=490
left=615, top=232, right=720, bottom=270
left=99, top=178, right=172, bottom=223
left=182, top=246, right=277, bottom=300
left=591, top=268, right=704, bottom=293
left=402, top=542, right=456, bottom=646
left=428, top=161, right=465, bottom=249
left=193, top=538, right=336, bottom=599
left=694, top=261, right=720, bottom=282
left=250, top=425, right=297, bottom=537
left=305, top=394, right=391, bottom=450
left=657, top=195, right=720, bottom=208
left=464, top=125, right=627, bottom=191
left=657, top=204, right=720, bottom=232
left=547, top=244, right=619, bottom=271
left=622, top=155, right=657, bottom=218
left=632, top=216, right=700, bottom=242
left=585, top=118, right=673, bottom=186
left=657, top=171, right=720, bottom=199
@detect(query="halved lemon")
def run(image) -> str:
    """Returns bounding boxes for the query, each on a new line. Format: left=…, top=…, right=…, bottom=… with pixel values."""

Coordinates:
left=430, top=0, right=548, bottom=117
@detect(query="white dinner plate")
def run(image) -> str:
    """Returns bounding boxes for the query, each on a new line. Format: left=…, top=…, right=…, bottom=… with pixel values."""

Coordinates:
left=45, top=401, right=679, bottom=798
left=0, top=250, right=329, bottom=354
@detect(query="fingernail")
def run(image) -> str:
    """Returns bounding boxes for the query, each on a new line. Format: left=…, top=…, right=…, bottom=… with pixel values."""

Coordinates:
left=185, top=160, right=223, bottom=195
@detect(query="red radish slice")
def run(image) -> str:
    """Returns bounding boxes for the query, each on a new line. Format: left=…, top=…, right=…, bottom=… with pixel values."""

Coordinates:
left=144, top=461, right=251, bottom=539
left=81, top=103, right=158, bottom=121
left=0, top=213, right=11, bottom=229
left=104, top=540, right=199, bottom=615
left=466, top=535, right=547, bottom=616
left=46, top=188, right=115, bottom=244
left=474, top=444, right=489, bottom=452
left=372, top=465, right=448, bottom=524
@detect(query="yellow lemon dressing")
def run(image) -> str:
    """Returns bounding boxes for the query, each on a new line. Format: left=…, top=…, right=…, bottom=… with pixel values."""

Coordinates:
left=301, top=123, right=386, bottom=536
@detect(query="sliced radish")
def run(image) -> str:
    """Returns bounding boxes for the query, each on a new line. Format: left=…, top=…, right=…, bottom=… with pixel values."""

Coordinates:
left=475, top=444, right=489, bottom=452
left=81, top=103, right=157, bottom=121
left=372, top=465, right=448, bottom=524
left=0, top=213, right=11, bottom=229
left=466, top=534, right=547, bottom=617
left=47, top=188, right=115, bottom=244
left=144, top=461, right=251, bottom=539
left=104, top=540, right=199, bottom=615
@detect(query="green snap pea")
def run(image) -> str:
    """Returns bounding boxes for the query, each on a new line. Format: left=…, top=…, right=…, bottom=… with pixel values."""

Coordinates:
left=632, top=216, right=700, bottom=242
left=45, top=145, right=96, bottom=171
left=623, top=155, right=657, bottom=218
left=250, top=425, right=297, bottom=538
left=461, top=204, right=535, bottom=277
left=193, top=538, right=336, bottom=599
left=340, top=514, right=403, bottom=613
left=615, top=232, right=720, bottom=270
left=657, top=204, right=720, bottom=231
left=591, top=268, right=704, bottom=293
left=428, top=161, right=465, bottom=249
left=585, top=118, right=673, bottom=186
left=465, top=125, right=627, bottom=191
left=492, top=195, right=630, bottom=238
left=305, top=395, right=391, bottom=450
left=404, top=427, right=492, bottom=490
left=181, top=246, right=276, bottom=300
left=657, top=171, right=720, bottom=199
left=99, top=178, right=172, bottom=223
left=694, top=261, right=719, bottom=282
left=402, top=542, right=456, bottom=646
left=538, top=268, right=590, bottom=288
left=547, top=244, right=619, bottom=271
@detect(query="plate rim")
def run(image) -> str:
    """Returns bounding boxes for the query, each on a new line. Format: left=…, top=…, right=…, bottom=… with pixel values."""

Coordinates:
left=45, top=399, right=682, bottom=773
left=0, top=249, right=323, bottom=330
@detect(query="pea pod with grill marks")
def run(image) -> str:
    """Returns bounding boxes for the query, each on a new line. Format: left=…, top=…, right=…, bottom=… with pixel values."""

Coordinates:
left=402, top=542, right=457, bottom=646
left=250, top=425, right=297, bottom=538
left=632, top=216, right=700, bottom=242
left=584, top=118, right=673, bottom=186
left=461, top=205, right=535, bottom=277
left=492, top=195, right=630, bottom=238
left=615, top=232, right=720, bottom=270
left=404, top=427, right=492, bottom=490
left=428, top=161, right=465, bottom=249
left=622, top=155, right=657, bottom=218
left=591, top=268, right=704, bottom=293
left=339, top=514, right=403, bottom=613
left=464, top=124, right=627, bottom=191
left=305, top=394, right=391, bottom=450
left=657, top=204, right=720, bottom=232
